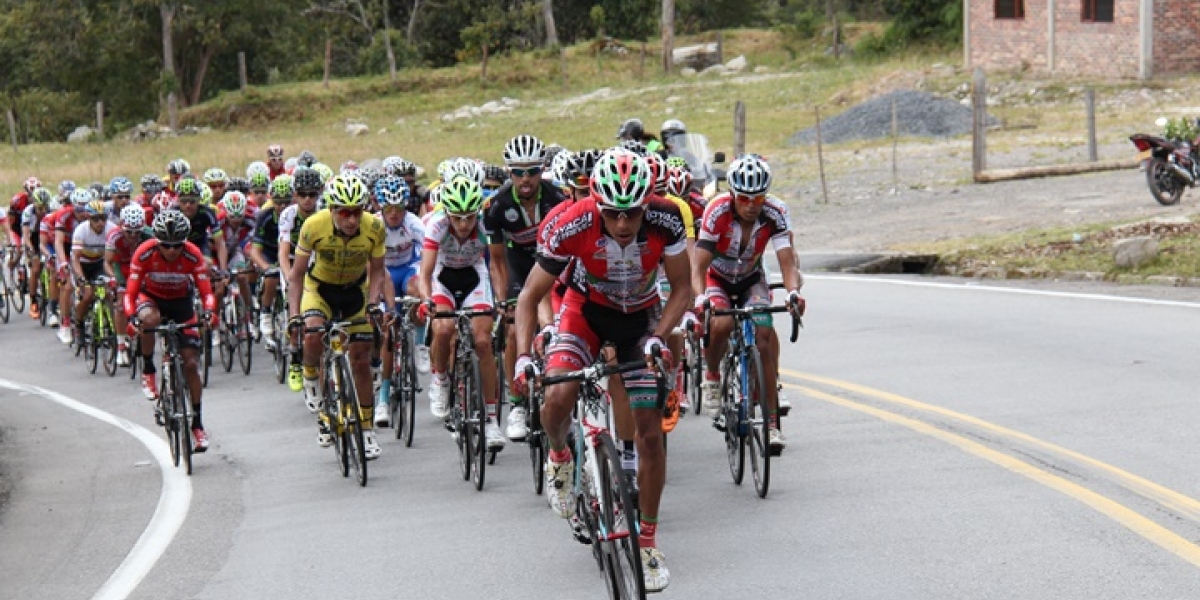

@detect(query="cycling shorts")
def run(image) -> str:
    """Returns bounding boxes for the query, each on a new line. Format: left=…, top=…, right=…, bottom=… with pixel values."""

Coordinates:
left=704, top=269, right=773, bottom=328
left=300, top=274, right=373, bottom=342
left=431, top=264, right=492, bottom=312
left=134, top=293, right=202, bottom=350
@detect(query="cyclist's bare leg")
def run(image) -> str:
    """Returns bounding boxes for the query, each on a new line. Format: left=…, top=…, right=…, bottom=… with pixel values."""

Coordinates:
left=473, top=316, right=498, bottom=409
left=58, top=274, right=73, bottom=322
left=429, top=302, right=456, bottom=374
left=181, top=347, right=203, bottom=412
left=74, top=284, right=95, bottom=326
left=703, top=315, right=734, bottom=375
left=260, top=274, right=278, bottom=309
left=756, top=325, right=780, bottom=422
left=633, top=405, right=666, bottom=520
left=136, top=305, right=161, bottom=365
left=301, top=314, right=327, bottom=373
left=607, top=348, right=635, bottom=443
left=349, top=341, right=374, bottom=420
left=540, top=376, right=580, bottom=450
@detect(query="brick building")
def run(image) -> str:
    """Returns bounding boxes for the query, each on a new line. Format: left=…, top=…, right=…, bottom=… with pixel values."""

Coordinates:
left=965, top=0, right=1200, bottom=79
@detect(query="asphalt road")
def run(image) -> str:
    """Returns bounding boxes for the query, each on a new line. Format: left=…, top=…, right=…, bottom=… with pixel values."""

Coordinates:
left=4, top=276, right=1200, bottom=599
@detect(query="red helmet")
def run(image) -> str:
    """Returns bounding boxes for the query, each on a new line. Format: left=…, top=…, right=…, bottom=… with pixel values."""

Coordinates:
left=23, top=177, right=42, bottom=194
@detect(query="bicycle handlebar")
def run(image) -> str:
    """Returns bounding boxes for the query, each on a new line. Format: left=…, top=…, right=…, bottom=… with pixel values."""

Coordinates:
left=541, top=359, right=649, bottom=386
left=703, top=301, right=803, bottom=344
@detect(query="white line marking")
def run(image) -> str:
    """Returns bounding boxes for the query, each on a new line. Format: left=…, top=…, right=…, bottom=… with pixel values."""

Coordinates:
left=804, top=274, right=1200, bottom=309
left=0, top=379, right=192, bottom=600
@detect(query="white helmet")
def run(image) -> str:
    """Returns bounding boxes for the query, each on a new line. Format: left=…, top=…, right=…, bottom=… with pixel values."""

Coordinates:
left=503, top=134, right=545, bottom=166
left=120, top=204, right=146, bottom=230
left=727, top=154, right=772, bottom=195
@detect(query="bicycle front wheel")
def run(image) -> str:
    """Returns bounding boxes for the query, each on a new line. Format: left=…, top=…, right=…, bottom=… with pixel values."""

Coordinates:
left=467, top=356, right=486, bottom=491
left=336, top=357, right=368, bottom=487
left=201, top=328, right=212, bottom=387
left=744, top=346, right=770, bottom=498
left=687, top=333, right=703, bottom=415
left=12, top=267, right=25, bottom=314
left=597, top=433, right=645, bottom=600
left=528, top=387, right=545, bottom=495
left=722, top=355, right=745, bottom=486
left=100, top=307, right=118, bottom=377
left=218, top=316, right=234, bottom=373
left=85, top=317, right=99, bottom=374
left=237, top=294, right=253, bottom=375
left=0, top=269, right=11, bottom=323
left=173, top=359, right=194, bottom=476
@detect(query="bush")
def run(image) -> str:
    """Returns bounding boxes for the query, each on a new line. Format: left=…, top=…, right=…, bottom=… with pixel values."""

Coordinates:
left=2, top=88, right=91, bottom=143
left=356, top=30, right=420, bottom=76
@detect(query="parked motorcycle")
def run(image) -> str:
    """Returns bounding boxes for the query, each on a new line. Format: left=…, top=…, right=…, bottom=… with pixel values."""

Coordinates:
left=1130, top=128, right=1200, bottom=206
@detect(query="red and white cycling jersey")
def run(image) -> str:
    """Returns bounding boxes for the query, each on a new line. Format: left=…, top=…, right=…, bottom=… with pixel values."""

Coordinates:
left=696, top=193, right=792, bottom=284
left=422, top=210, right=489, bottom=270
left=537, top=196, right=686, bottom=313
left=124, top=239, right=215, bottom=316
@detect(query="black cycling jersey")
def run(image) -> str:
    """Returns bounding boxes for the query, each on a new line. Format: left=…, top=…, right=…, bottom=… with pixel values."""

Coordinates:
left=185, top=206, right=222, bottom=257
left=482, top=179, right=565, bottom=254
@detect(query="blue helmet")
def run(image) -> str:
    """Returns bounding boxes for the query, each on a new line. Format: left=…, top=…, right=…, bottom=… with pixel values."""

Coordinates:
left=374, top=175, right=410, bottom=208
left=109, top=176, right=133, bottom=195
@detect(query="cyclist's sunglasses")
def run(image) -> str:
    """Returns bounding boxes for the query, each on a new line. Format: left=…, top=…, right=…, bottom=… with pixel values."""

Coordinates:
left=733, top=193, right=766, bottom=206
left=600, top=206, right=645, bottom=220
left=448, top=212, right=477, bottom=223
left=114, top=194, right=131, bottom=200
left=159, top=241, right=184, bottom=250
left=334, top=207, right=363, bottom=218
left=296, top=191, right=319, bottom=199
left=509, top=166, right=541, bottom=178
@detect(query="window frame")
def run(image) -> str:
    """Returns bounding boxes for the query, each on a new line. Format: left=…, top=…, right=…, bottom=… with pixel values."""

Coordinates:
left=995, top=0, right=1026, bottom=20
left=1082, top=0, right=1115, bottom=23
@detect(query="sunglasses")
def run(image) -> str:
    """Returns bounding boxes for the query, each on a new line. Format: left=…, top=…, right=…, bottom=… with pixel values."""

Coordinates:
left=509, top=166, right=542, bottom=178
left=114, top=195, right=131, bottom=200
left=273, top=197, right=293, bottom=204
left=600, top=206, right=645, bottom=220
left=482, top=184, right=501, bottom=192
left=448, top=212, right=477, bottom=222
left=733, top=193, right=766, bottom=206
left=178, top=198, right=199, bottom=205
left=572, top=175, right=589, bottom=188
left=251, top=188, right=268, bottom=194
left=334, top=207, right=363, bottom=218
left=209, top=183, right=226, bottom=188
left=296, top=191, right=319, bottom=199
left=159, top=241, right=184, bottom=250
left=382, top=204, right=406, bottom=212
left=88, top=215, right=107, bottom=222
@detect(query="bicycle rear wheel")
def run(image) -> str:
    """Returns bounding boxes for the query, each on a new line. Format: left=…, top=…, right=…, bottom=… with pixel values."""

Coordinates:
left=101, top=310, right=118, bottom=377
left=722, top=355, right=745, bottom=486
left=687, top=333, right=703, bottom=415
left=272, top=305, right=288, bottom=384
left=12, top=266, right=25, bottom=314
left=466, top=357, right=486, bottom=491
left=744, top=346, right=770, bottom=498
left=201, top=328, right=212, bottom=387
left=237, top=294, right=252, bottom=375
left=337, top=358, right=368, bottom=486
left=159, top=379, right=181, bottom=468
left=130, top=335, right=142, bottom=379
left=0, top=270, right=11, bottom=323
left=174, top=360, right=193, bottom=475
left=597, top=434, right=645, bottom=600
left=219, top=320, right=235, bottom=373
left=528, top=386, right=545, bottom=495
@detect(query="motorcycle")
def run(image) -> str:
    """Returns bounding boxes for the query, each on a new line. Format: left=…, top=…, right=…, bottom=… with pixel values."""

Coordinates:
left=1130, top=124, right=1200, bottom=206
left=662, top=132, right=725, bottom=196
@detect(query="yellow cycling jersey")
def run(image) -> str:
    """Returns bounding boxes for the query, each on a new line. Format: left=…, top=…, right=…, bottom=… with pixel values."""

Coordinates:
left=296, top=209, right=386, bottom=285
left=664, top=193, right=695, bottom=240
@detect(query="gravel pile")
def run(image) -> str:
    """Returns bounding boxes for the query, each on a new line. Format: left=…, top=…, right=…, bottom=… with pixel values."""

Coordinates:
left=788, top=90, right=998, bottom=145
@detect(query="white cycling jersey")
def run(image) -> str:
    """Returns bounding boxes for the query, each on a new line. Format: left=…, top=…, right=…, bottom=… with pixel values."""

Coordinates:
left=384, top=212, right=425, bottom=269
left=72, top=221, right=117, bottom=264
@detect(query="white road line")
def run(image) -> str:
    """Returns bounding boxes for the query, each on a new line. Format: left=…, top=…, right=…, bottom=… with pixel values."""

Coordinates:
left=0, top=379, right=191, bottom=600
left=805, top=274, right=1200, bottom=309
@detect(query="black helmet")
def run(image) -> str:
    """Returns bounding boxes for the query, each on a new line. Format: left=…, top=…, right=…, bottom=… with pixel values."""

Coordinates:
left=616, top=118, right=644, bottom=140
left=297, top=150, right=317, bottom=168
left=152, top=209, right=191, bottom=243
left=292, top=166, right=323, bottom=193
left=227, top=176, right=250, bottom=194
left=483, top=164, right=508, bottom=183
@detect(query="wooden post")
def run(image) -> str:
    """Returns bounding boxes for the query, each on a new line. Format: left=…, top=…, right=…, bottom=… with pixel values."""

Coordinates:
left=661, top=0, right=675, bottom=74
left=640, top=41, right=646, bottom=79
left=972, top=68, right=987, bottom=181
left=323, top=36, right=332, bottom=89
left=832, top=14, right=841, bottom=59
left=715, top=31, right=724, bottom=65
left=168, top=92, right=179, bottom=131
left=96, top=101, right=104, bottom=140
left=891, top=97, right=898, bottom=194
left=1086, top=89, right=1098, bottom=162
left=6, top=109, right=17, bottom=151
left=238, top=52, right=248, bottom=91
left=733, top=101, right=746, bottom=157
left=560, top=46, right=568, bottom=88
left=815, top=105, right=829, bottom=204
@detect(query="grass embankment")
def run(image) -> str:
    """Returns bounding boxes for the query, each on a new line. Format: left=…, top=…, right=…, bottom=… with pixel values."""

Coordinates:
left=911, top=216, right=1200, bottom=281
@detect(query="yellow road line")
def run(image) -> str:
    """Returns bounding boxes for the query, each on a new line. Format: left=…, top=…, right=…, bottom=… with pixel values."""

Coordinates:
left=792, top=383, right=1200, bottom=569
left=780, top=368, right=1200, bottom=522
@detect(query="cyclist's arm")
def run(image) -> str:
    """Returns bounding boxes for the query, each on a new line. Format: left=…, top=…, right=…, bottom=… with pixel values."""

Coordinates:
left=691, top=245, right=715, bottom=299
left=70, top=229, right=85, bottom=281
left=213, top=230, right=229, bottom=272
left=418, top=248, right=436, bottom=303
left=369, top=256, right=394, bottom=313
left=124, top=258, right=143, bottom=317
left=278, top=241, right=294, bottom=278
left=286, top=247, right=308, bottom=318
left=54, top=229, right=70, bottom=263
left=21, top=224, right=34, bottom=253
left=247, top=243, right=268, bottom=271
left=776, top=240, right=801, bottom=294
left=104, top=249, right=118, bottom=281
left=487, top=243, right=508, bottom=303
left=657, top=251, right=691, bottom=339
left=515, top=264, right=558, bottom=361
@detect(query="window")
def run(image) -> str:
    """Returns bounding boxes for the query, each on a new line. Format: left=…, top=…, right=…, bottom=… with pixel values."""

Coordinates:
left=995, top=0, right=1025, bottom=19
left=1083, top=0, right=1114, bottom=23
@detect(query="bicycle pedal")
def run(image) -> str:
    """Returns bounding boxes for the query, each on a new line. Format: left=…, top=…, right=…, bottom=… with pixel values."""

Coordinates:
left=769, top=446, right=784, bottom=457
left=711, top=418, right=727, bottom=433
left=778, top=405, right=791, bottom=417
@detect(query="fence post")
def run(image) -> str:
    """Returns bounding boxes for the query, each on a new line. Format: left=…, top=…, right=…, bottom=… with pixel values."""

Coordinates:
left=891, top=97, right=898, bottom=194
left=560, top=46, right=568, bottom=88
left=1086, top=89, right=1098, bottom=162
left=238, top=51, right=248, bottom=91
left=715, top=31, right=724, bottom=65
left=323, top=37, right=332, bottom=89
left=734, top=101, right=746, bottom=157
left=6, top=109, right=17, bottom=151
left=972, top=68, right=987, bottom=181
left=168, top=92, right=179, bottom=131
left=815, top=105, right=829, bottom=204
left=96, top=101, right=104, bottom=140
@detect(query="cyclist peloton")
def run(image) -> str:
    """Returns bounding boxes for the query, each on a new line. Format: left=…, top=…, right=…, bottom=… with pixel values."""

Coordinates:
left=52, top=189, right=93, bottom=344
left=278, top=166, right=324, bottom=390
left=483, top=134, right=566, bottom=441
left=693, top=154, right=805, bottom=451
left=70, top=201, right=119, bottom=343
left=287, top=174, right=393, bottom=461
left=513, top=149, right=690, bottom=592
left=105, top=204, right=153, bottom=366
left=247, top=174, right=293, bottom=348
left=20, top=189, right=53, bottom=319
left=126, top=210, right=218, bottom=450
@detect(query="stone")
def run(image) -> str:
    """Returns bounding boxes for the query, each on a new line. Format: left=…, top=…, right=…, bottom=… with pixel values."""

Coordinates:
left=725, top=55, right=747, bottom=72
left=665, top=96, right=681, bottom=103
left=480, top=101, right=502, bottom=113
left=754, top=65, right=770, bottom=74
left=345, top=123, right=370, bottom=136
left=500, top=97, right=521, bottom=107
left=680, top=67, right=697, bottom=77
left=377, top=128, right=387, bottom=135
left=1112, top=236, right=1159, bottom=269
left=67, top=126, right=95, bottom=143
left=700, top=64, right=727, bottom=76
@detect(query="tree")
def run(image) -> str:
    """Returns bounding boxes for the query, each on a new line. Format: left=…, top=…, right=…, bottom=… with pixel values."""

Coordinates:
left=661, top=0, right=674, bottom=74
left=542, top=0, right=558, bottom=47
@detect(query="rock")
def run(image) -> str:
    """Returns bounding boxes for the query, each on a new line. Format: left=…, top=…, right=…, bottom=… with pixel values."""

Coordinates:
left=453, top=109, right=472, bottom=120
left=725, top=55, right=747, bottom=72
left=754, top=65, right=770, bottom=74
left=377, top=128, right=387, bottom=135
left=665, top=96, right=681, bottom=103
left=345, top=123, right=370, bottom=136
left=480, top=101, right=502, bottom=114
left=672, top=43, right=720, bottom=69
left=680, top=67, right=697, bottom=77
left=67, top=126, right=95, bottom=143
left=394, top=118, right=406, bottom=125
left=500, top=97, right=520, bottom=107
left=700, top=64, right=727, bottom=76
left=1113, top=236, right=1159, bottom=269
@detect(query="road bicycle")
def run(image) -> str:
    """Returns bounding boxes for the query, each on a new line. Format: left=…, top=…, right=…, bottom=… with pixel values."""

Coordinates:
left=9, top=247, right=28, bottom=315
left=302, top=317, right=373, bottom=487
left=523, top=328, right=554, bottom=495
left=491, top=298, right=517, bottom=439
left=536, top=348, right=667, bottom=600
left=79, top=276, right=119, bottom=376
left=388, top=296, right=424, bottom=447
left=143, top=321, right=202, bottom=475
left=260, top=267, right=291, bottom=385
left=428, top=303, right=496, bottom=491
left=217, top=267, right=254, bottom=375
left=32, top=254, right=53, bottom=327
left=702, top=297, right=800, bottom=499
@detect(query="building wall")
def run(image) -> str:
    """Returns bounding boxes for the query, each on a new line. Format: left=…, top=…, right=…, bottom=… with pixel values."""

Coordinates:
left=969, top=0, right=1049, bottom=72
left=1153, top=0, right=1200, bottom=75
left=1053, top=0, right=1141, bottom=77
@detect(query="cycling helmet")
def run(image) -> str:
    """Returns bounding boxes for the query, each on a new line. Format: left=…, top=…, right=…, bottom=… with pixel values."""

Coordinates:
left=227, top=176, right=250, bottom=193
left=221, top=191, right=248, bottom=218
left=619, top=138, right=647, bottom=156
left=199, top=181, right=214, bottom=205
left=84, top=200, right=106, bottom=218
left=727, top=154, right=773, bottom=195
left=660, top=119, right=687, bottom=139
left=153, top=209, right=191, bottom=243
left=140, top=174, right=164, bottom=194
left=357, top=166, right=381, bottom=190
left=666, top=166, right=694, bottom=198
left=312, top=162, right=334, bottom=185
left=152, top=191, right=175, bottom=213
left=292, top=167, right=323, bottom=193
left=56, top=180, right=76, bottom=198
left=270, top=174, right=294, bottom=199
left=644, top=153, right=668, bottom=193
left=451, top=157, right=485, bottom=185
left=267, top=143, right=284, bottom=159
left=246, top=160, right=269, bottom=180
left=560, top=151, right=589, bottom=189
left=284, top=157, right=299, bottom=174
left=435, top=159, right=457, bottom=183
left=324, top=173, right=368, bottom=208
left=375, top=175, right=410, bottom=207
left=47, top=197, right=61, bottom=211
left=248, top=171, right=271, bottom=191
left=120, top=204, right=146, bottom=230
left=616, top=118, right=644, bottom=140
left=665, top=156, right=689, bottom=170
left=397, top=159, right=417, bottom=177
left=31, top=188, right=54, bottom=207
left=339, top=160, right=358, bottom=174
left=109, top=176, right=134, bottom=195
left=483, top=164, right=508, bottom=183
left=381, top=156, right=404, bottom=177
left=202, top=168, right=225, bottom=184
left=543, top=144, right=566, bottom=169
left=167, top=158, right=190, bottom=177
left=591, top=150, right=652, bottom=210
left=439, top=175, right=484, bottom=215
left=503, top=134, right=545, bottom=166
left=69, top=188, right=93, bottom=206
left=175, top=176, right=202, bottom=198
left=297, top=150, right=317, bottom=167
left=550, top=150, right=574, bottom=184
left=23, top=177, right=42, bottom=194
